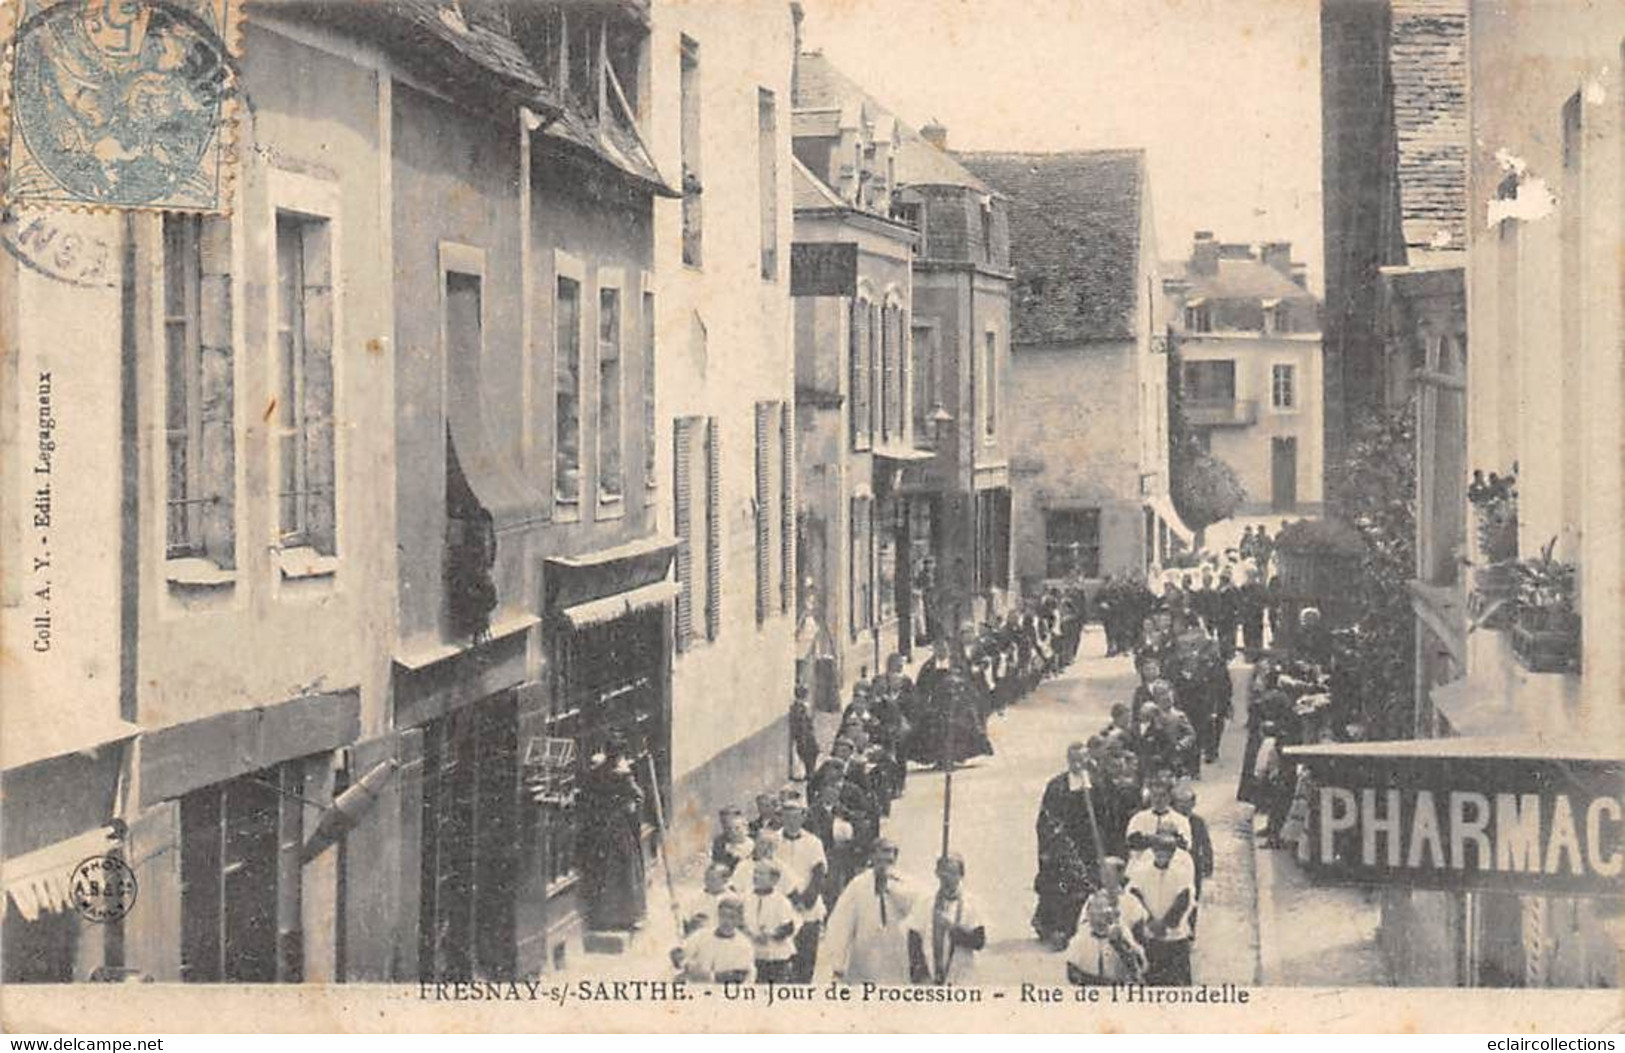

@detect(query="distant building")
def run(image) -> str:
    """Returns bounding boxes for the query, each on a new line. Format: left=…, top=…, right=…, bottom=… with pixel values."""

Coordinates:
left=796, top=52, right=1015, bottom=639
left=1164, top=233, right=1324, bottom=515
left=1320, top=0, right=1468, bottom=497
left=789, top=82, right=922, bottom=700
left=957, top=149, right=1185, bottom=590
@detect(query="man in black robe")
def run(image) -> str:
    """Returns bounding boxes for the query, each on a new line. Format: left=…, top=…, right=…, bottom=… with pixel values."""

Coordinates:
left=579, top=737, right=647, bottom=932
left=1031, top=742, right=1104, bottom=949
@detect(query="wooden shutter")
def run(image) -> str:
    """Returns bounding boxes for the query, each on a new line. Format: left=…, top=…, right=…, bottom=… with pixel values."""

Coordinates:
left=780, top=400, right=793, bottom=614
left=755, top=402, right=771, bottom=624
left=673, top=418, right=695, bottom=650
left=704, top=417, right=722, bottom=640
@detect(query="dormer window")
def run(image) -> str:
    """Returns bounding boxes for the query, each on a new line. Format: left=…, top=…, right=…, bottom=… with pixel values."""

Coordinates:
left=1262, top=298, right=1281, bottom=334
left=1185, top=298, right=1211, bottom=333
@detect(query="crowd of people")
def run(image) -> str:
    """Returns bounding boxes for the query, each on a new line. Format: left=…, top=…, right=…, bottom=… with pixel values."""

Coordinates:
left=665, top=529, right=1355, bottom=990
left=671, top=584, right=1091, bottom=986
left=1032, top=588, right=1236, bottom=986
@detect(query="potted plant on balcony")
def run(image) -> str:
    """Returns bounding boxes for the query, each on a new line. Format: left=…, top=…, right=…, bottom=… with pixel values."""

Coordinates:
left=1511, top=537, right=1581, bottom=673
left=1467, top=469, right=1518, bottom=628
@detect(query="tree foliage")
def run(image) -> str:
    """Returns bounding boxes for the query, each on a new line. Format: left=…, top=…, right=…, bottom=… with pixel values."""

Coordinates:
left=1167, top=340, right=1248, bottom=533
left=1329, top=403, right=1418, bottom=740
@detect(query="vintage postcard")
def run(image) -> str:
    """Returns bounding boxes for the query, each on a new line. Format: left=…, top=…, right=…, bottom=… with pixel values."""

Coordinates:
left=1, top=0, right=1620, bottom=1035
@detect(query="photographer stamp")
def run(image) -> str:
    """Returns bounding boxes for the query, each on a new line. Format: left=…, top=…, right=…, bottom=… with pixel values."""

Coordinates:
left=69, top=854, right=137, bottom=923
left=5, top=0, right=237, bottom=211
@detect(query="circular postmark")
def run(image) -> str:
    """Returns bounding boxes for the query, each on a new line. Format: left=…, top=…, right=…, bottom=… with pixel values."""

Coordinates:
left=70, top=854, right=137, bottom=923
left=10, top=0, right=232, bottom=207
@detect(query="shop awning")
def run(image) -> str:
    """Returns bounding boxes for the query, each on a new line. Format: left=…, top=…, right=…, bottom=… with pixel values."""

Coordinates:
left=3, top=826, right=119, bottom=922
left=559, top=580, right=682, bottom=630
left=1146, top=493, right=1194, bottom=547
left=1283, top=737, right=1624, bottom=897
left=544, top=536, right=678, bottom=614
left=2, top=715, right=140, bottom=773
left=871, top=443, right=935, bottom=463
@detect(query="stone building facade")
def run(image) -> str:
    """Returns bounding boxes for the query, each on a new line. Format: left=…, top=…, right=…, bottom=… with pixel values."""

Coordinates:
left=958, top=149, right=1183, bottom=593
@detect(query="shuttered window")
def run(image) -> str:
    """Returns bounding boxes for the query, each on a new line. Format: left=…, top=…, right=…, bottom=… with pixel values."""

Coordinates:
left=704, top=417, right=721, bottom=640
left=779, top=401, right=794, bottom=614
left=754, top=402, right=773, bottom=625
left=672, top=417, right=698, bottom=650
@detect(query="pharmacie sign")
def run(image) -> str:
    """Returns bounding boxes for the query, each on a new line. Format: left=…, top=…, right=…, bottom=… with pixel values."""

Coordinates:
left=1285, top=745, right=1625, bottom=897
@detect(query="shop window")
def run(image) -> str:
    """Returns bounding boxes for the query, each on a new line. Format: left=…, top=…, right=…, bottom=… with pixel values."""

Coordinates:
left=274, top=214, right=335, bottom=556
left=180, top=760, right=308, bottom=982
left=418, top=694, right=519, bottom=982
left=1045, top=508, right=1100, bottom=579
left=598, top=286, right=624, bottom=503
left=555, top=276, right=582, bottom=503
left=163, top=213, right=235, bottom=571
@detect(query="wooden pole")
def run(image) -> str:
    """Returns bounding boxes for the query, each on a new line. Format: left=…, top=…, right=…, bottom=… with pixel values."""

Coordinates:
left=644, top=753, right=683, bottom=943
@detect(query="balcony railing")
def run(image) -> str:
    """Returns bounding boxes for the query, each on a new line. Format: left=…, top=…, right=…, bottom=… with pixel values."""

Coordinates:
left=1183, top=398, right=1258, bottom=428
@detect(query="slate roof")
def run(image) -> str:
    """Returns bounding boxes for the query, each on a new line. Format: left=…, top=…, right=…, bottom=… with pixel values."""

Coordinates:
left=275, top=0, right=559, bottom=106
left=956, top=149, right=1147, bottom=345
left=1176, top=257, right=1318, bottom=305
left=794, top=52, right=991, bottom=193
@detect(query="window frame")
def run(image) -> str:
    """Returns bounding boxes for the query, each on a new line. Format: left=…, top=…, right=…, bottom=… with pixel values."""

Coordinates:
left=642, top=276, right=657, bottom=505
left=679, top=35, right=702, bottom=269
left=265, top=168, right=342, bottom=581
left=1270, top=360, right=1298, bottom=413
left=982, top=328, right=998, bottom=441
left=757, top=86, right=778, bottom=282
left=1044, top=507, right=1102, bottom=580
left=596, top=266, right=626, bottom=515
left=849, top=295, right=873, bottom=452
left=553, top=251, right=586, bottom=517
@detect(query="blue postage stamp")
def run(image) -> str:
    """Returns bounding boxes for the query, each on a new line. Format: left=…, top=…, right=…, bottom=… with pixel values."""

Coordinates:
left=6, top=0, right=235, bottom=211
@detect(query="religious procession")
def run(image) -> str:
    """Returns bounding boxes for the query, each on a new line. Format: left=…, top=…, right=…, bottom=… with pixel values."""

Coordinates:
left=639, top=534, right=1350, bottom=990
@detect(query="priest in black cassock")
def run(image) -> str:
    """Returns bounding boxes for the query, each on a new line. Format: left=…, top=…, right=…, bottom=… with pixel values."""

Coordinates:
left=1031, top=742, right=1105, bottom=949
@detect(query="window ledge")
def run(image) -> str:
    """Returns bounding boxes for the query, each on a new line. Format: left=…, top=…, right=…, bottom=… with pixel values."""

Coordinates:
left=166, top=557, right=236, bottom=588
left=596, top=493, right=626, bottom=520
left=277, top=546, right=339, bottom=580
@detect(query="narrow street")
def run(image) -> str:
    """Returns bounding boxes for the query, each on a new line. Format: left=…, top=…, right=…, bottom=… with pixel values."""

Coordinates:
left=876, top=626, right=1261, bottom=986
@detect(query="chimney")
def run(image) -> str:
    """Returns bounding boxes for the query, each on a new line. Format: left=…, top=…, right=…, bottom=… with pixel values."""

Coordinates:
left=1289, top=263, right=1308, bottom=289
left=790, top=2, right=804, bottom=98
left=1218, top=241, right=1253, bottom=260
left=1262, top=240, right=1293, bottom=277
left=1191, top=231, right=1219, bottom=276
left=921, top=119, right=948, bottom=152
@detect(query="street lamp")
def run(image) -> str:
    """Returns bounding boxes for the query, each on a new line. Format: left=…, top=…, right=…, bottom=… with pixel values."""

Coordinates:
left=926, top=402, right=967, bottom=859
